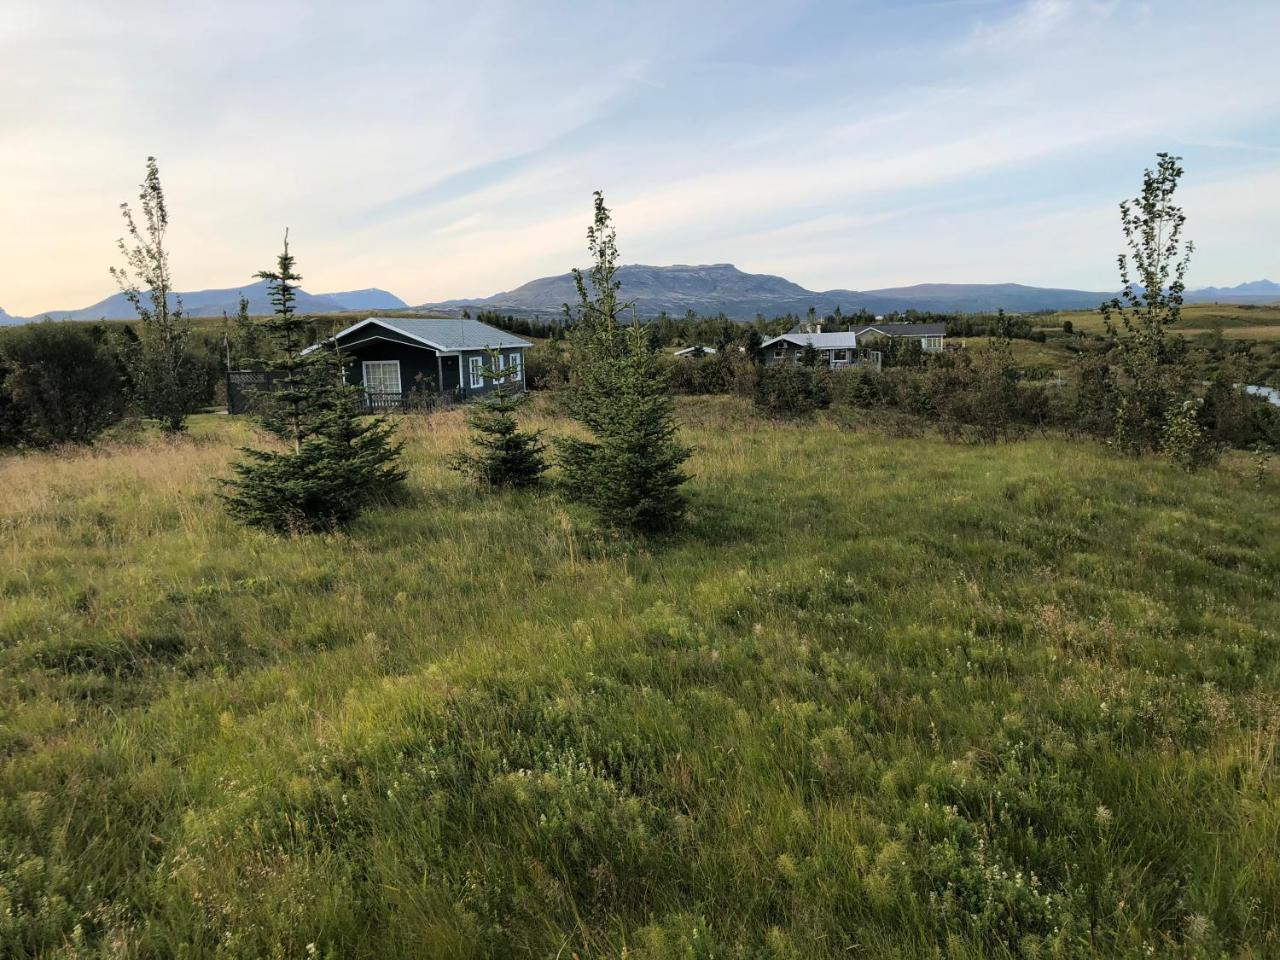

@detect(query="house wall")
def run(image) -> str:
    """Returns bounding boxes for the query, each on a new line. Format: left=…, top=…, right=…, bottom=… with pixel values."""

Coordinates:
left=764, top=341, right=858, bottom=366
left=457, top=348, right=528, bottom=398
left=339, top=338, right=443, bottom=395
left=333, top=326, right=528, bottom=398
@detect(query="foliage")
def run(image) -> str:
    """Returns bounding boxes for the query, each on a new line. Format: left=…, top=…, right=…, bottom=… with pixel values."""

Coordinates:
left=556, top=192, right=690, bottom=533
left=525, top=339, right=571, bottom=391
left=450, top=352, right=547, bottom=487
left=221, top=236, right=405, bottom=533
left=109, top=157, right=194, bottom=433
left=0, top=322, right=124, bottom=445
left=1099, top=153, right=1196, bottom=456
left=1, top=398, right=1278, bottom=958
left=1161, top=397, right=1218, bottom=471
left=753, top=362, right=831, bottom=418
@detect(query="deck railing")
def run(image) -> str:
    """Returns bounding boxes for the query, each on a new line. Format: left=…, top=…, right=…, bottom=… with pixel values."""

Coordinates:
left=363, top=392, right=407, bottom=411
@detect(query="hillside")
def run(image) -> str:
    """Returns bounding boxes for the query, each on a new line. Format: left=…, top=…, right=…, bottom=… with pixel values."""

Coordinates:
left=422, top=263, right=1117, bottom=317
left=2, top=399, right=1277, bottom=957
left=14, top=283, right=407, bottom=322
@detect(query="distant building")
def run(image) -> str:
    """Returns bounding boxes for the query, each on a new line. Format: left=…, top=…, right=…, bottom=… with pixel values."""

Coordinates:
left=673, top=345, right=718, bottom=358
left=760, top=323, right=946, bottom=369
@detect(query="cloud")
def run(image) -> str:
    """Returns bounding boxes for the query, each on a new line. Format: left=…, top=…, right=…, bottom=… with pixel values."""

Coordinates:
left=1, top=0, right=1278, bottom=314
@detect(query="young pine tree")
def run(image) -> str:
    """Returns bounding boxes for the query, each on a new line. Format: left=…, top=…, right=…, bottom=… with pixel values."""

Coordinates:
left=557, top=191, right=690, bottom=533
left=450, top=350, right=547, bottom=487
left=110, top=156, right=192, bottom=433
left=222, top=234, right=405, bottom=533
left=1099, top=152, right=1195, bottom=455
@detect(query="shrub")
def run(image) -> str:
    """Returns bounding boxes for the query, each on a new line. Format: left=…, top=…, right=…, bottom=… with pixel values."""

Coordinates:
left=526, top=340, right=571, bottom=391
left=753, top=363, right=831, bottom=418
left=1162, top=397, right=1218, bottom=471
left=830, top=366, right=892, bottom=408
left=451, top=363, right=547, bottom=488
left=0, top=322, right=125, bottom=446
left=668, top=354, right=731, bottom=395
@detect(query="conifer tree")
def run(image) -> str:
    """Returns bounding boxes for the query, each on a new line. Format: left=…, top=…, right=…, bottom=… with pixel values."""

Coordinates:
left=222, top=234, right=405, bottom=533
left=450, top=350, right=547, bottom=487
left=110, top=156, right=192, bottom=433
left=557, top=192, right=689, bottom=532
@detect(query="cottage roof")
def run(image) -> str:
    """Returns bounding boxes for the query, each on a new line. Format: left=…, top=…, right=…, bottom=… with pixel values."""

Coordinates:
left=850, top=323, right=947, bottom=337
left=322, top=316, right=532, bottom=354
left=761, top=332, right=860, bottom=349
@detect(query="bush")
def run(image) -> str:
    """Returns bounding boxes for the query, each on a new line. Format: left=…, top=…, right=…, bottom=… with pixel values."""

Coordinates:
left=830, top=366, right=892, bottom=408
left=753, top=363, right=831, bottom=418
left=1162, top=397, right=1218, bottom=471
left=668, top=354, right=731, bottom=395
left=0, top=322, right=125, bottom=446
left=450, top=379, right=547, bottom=488
left=525, top=341, right=571, bottom=391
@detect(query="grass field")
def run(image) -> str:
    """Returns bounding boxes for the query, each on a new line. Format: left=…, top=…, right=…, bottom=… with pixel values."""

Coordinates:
left=1043, top=303, right=1280, bottom=339
left=2, top=399, right=1278, bottom=958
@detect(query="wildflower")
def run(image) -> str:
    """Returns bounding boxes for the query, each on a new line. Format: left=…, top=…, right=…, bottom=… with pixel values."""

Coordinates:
left=1095, top=805, right=1113, bottom=827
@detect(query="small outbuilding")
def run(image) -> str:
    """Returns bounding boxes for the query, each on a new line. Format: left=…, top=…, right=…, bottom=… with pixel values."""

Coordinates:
left=673, top=345, right=718, bottom=358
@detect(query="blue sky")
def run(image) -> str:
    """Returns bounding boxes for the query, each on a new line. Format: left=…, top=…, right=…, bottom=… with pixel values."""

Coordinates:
left=2, top=0, right=1278, bottom=314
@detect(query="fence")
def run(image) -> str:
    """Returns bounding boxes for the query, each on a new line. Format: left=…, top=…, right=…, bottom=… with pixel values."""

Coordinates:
left=226, top=372, right=463, bottom=415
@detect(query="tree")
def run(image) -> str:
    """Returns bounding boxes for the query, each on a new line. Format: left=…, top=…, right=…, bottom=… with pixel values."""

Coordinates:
left=451, top=350, right=547, bottom=487
left=557, top=191, right=690, bottom=533
left=222, top=234, right=406, bottom=533
left=1099, top=153, right=1195, bottom=455
left=110, top=156, right=192, bottom=433
left=0, top=322, right=124, bottom=446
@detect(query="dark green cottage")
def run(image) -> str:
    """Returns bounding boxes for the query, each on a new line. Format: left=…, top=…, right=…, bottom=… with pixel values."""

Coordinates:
left=317, top=316, right=532, bottom=407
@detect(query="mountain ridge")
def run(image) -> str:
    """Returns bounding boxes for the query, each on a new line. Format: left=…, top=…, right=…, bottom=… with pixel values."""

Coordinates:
left=5, top=268, right=1277, bottom=325
left=6, top=283, right=407, bottom=322
left=421, top=264, right=1119, bottom=317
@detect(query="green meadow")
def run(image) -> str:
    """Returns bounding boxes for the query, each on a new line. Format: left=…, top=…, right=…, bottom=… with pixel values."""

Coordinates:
left=2, top=399, right=1278, bottom=958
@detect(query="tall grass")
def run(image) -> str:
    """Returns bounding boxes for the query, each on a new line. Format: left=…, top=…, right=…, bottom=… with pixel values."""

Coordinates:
left=1, top=398, right=1277, bottom=958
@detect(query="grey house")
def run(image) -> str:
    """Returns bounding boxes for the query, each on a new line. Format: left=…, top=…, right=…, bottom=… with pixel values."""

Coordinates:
left=761, top=323, right=946, bottom=369
left=319, top=316, right=532, bottom=407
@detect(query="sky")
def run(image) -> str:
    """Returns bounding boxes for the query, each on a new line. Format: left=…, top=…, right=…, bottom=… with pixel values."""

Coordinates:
left=2, top=0, right=1279, bottom=315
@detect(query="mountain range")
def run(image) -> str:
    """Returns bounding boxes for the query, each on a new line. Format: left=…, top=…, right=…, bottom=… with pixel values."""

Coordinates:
left=421, top=265, right=1280, bottom=319
left=1, top=283, right=407, bottom=324
left=3, top=270, right=1276, bottom=326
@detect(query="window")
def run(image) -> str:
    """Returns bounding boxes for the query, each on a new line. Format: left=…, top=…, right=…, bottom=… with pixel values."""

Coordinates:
left=832, top=349, right=847, bottom=362
left=774, top=346, right=785, bottom=359
left=362, top=360, right=401, bottom=396
left=508, top=352, right=523, bottom=381
left=923, top=335, right=943, bottom=352
left=468, top=356, right=484, bottom=389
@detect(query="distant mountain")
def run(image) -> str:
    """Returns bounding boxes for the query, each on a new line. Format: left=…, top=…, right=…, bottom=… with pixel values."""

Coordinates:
left=0, top=306, right=18, bottom=326
left=15, top=283, right=407, bottom=322
left=315, top=288, right=408, bottom=311
left=1187, top=279, right=1280, bottom=303
left=420, top=264, right=1116, bottom=318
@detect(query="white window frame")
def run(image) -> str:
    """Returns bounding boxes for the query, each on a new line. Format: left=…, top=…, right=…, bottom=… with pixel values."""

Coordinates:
left=495, top=354, right=507, bottom=383
left=508, top=352, right=523, bottom=382
left=832, top=349, right=848, bottom=363
left=362, top=360, right=402, bottom=396
left=468, top=355, right=485, bottom=389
